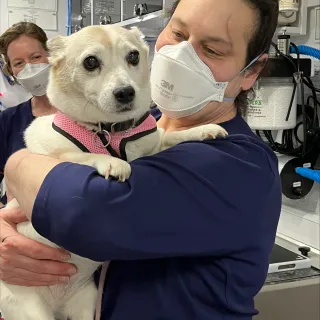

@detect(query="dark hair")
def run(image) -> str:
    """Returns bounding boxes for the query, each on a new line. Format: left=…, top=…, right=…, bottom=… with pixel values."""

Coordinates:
left=0, top=22, right=48, bottom=76
left=170, top=0, right=279, bottom=113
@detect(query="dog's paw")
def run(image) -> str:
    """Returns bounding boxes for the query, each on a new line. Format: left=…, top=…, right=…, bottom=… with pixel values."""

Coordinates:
left=94, top=157, right=131, bottom=182
left=199, top=124, right=228, bottom=140
left=183, top=124, right=228, bottom=141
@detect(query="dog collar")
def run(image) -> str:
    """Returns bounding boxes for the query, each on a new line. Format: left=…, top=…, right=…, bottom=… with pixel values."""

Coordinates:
left=96, top=112, right=150, bottom=133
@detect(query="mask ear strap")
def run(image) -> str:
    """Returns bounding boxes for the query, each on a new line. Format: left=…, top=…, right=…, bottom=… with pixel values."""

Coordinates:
left=239, top=52, right=264, bottom=74
left=223, top=97, right=235, bottom=102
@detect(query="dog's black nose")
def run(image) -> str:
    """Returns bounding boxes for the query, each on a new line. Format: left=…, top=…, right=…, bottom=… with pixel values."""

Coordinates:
left=113, top=86, right=135, bottom=104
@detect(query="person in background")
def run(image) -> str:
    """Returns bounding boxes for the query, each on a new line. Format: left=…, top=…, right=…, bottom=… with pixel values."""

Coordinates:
left=0, top=22, right=57, bottom=207
left=1, top=0, right=282, bottom=319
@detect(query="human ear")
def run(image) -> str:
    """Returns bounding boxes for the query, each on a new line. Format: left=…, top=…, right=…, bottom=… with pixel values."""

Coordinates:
left=241, top=53, right=268, bottom=91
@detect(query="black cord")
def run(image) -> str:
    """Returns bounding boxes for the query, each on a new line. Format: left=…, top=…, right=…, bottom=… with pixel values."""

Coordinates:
left=255, top=130, right=262, bottom=139
left=258, top=42, right=319, bottom=159
left=303, top=78, right=320, bottom=93
left=285, top=83, right=297, bottom=121
left=300, top=79, right=307, bottom=157
left=259, top=103, right=317, bottom=157
left=271, top=42, right=297, bottom=71
left=306, top=85, right=319, bottom=128
left=289, top=42, right=307, bottom=156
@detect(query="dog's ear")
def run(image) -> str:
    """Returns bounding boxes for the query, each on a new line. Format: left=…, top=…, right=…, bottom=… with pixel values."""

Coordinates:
left=129, top=27, right=149, bottom=54
left=47, top=36, right=67, bottom=66
left=130, top=27, right=145, bottom=41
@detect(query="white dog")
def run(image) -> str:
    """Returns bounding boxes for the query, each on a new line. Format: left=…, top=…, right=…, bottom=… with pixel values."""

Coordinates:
left=0, top=25, right=227, bottom=320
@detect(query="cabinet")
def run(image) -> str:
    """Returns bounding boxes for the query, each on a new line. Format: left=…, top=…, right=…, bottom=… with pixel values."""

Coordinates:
left=69, top=0, right=91, bottom=33
left=92, top=0, right=121, bottom=25
left=70, top=0, right=120, bottom=31
left=69, top=0, right=176, bottom=32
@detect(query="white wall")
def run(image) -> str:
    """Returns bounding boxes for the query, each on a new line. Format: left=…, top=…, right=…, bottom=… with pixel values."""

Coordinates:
left=0, top=0, right=68, bottom=38
left=0, top=0, right=9, bottom=35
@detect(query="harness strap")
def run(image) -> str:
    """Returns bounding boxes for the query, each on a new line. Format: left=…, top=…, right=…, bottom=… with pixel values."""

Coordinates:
left=95, top=262, right=110, bottom=320
left=52, top=112, right=157, bottom=160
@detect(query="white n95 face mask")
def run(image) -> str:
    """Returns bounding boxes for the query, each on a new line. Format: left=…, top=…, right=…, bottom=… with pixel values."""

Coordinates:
left=150, top=41, right=260, bottom=119
left=15, top=63, right=50, bottom=97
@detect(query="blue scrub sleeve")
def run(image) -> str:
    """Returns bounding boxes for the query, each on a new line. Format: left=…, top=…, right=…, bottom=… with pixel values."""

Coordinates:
left=32, top=142, right=278, bottom=262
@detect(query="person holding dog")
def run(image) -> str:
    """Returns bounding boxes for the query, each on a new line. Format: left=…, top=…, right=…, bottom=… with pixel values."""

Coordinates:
left=0, top=22, right=57, bottom=207
left=1, top=0, right=282, bottom=319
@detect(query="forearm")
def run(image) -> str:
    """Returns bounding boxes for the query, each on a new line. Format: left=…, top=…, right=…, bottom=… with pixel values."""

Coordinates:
left=4, top=149, right=62, bottom=219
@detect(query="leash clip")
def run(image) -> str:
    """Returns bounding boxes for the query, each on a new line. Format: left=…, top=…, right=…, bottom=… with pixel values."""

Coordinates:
left=110, top=122, right=117, bottom=133
left=93, top=123, right=112, bottom=148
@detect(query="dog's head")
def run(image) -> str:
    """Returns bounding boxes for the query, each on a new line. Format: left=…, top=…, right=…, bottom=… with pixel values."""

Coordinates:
left=47, top=25, right=151, bottom=124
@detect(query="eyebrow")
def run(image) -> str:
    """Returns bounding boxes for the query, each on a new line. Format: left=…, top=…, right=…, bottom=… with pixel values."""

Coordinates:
left=171, top=17, right=187, bottom=27
left=201, top=36, right=232, bottom=48
left=171, top=17, right=232, bottom=48
left=11, top=51, right=43, bottom=63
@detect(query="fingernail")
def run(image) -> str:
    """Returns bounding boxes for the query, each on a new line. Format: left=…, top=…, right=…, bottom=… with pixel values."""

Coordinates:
left=61, top=253, right=71, bottom=261
left=68, top=266, right=77, bottom=275
left=59, top=276, right=70, bottom=284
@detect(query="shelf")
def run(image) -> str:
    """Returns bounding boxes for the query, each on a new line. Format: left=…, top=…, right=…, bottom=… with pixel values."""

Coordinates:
left=277, top=26, right=305, bottom=36
left=113, top=10, right=163, bottom=28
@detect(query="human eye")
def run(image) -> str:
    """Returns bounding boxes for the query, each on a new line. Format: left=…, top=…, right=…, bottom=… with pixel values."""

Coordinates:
left=14, top=61, right=23, bottom=67
left=171, top=29, right=185, bottom=40
left=203, top=47, right=223, bottom=57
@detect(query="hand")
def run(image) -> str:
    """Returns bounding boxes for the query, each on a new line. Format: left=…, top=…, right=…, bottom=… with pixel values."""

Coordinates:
left=0, top=207, right=77, bottom=286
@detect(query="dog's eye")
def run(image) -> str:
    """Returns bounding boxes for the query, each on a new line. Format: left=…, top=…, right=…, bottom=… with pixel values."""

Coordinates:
left=126, top=50, right=140, bottom=66
left=83, top=56, right=100, bottom=71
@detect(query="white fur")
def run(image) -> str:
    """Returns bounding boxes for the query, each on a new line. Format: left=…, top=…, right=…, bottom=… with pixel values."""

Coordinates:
left=0, top=25, right=227, bottom=320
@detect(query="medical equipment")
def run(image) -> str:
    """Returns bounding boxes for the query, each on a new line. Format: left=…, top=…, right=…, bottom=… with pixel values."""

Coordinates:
left=280, top=0, right=300, bottom=12
left=278, top=155, right=315, bottom=200
left=296, top=167, right=320, bottom=183
left=268, top=243, right=311, bottom=274
left=247, top=33, right=319, bottom=160
left=278, top=0, right=300, bottom=26
left=246, top=4, right=320, bottom=251
left=277, top=34, right=291, bottom=55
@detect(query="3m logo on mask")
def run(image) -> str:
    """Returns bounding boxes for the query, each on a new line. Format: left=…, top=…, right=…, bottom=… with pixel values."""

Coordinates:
left=161, top=80, right=174, bottom=92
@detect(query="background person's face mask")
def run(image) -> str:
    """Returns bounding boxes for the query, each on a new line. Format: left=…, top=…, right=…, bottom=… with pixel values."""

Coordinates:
left=15, top=63, right=50, bottom=97
left=150, top=41, right=260, bottom=119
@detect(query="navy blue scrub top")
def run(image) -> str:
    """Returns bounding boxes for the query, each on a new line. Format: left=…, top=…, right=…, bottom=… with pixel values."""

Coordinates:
left=0, top=99, right=34, bottom=203
left=32, top=108, right=282, bottom=320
